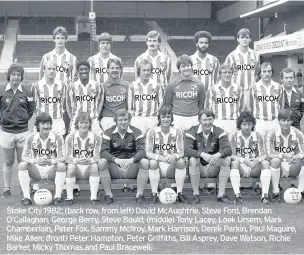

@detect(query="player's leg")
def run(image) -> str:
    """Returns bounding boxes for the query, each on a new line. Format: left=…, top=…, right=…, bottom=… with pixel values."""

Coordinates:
left=289, top=160, right=304, bottom=198
left=2, top=148, right=15, bottom=197
left=297, top=162, right=304, bottom=198
left=230, top=160, right=241, bottom=204
left=52, top=162, right=66, bottom=204
left=88, top=163, right=100, bottom=204
left=188, top=157, right=201, bottom=204
left=270, top=158, right=281, bottom=202
left=63, top=111, right=70, bottom=139
left=135, top=159, right=149, bottom=204
left=98, top=159, right=113, bottom=204
left=65, top=164, right=76, bottom=203
left=148, top=159, right=160, bottom=203
left=256, top=160, right=272, bottom=204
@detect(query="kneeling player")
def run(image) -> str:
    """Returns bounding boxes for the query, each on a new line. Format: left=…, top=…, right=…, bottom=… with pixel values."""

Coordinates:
left=229, top=111, right=272, bottom=205
left=185, top=109, right=233, bottom=204
left=266, top=109, right=304, bottom=202
left=146, top=106, right=186, bottom=203
left=18, top=113, right=66, bottom=206
left=98, top=109, right=149, bottom=204
left=65, top=112, right=102, bottom=205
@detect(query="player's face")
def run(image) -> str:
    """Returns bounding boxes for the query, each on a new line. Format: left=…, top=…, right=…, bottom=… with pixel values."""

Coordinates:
left=146, top=36, right=160, bottom=51
left=78, top=120, right=90, bottom=133
left=281, top=72, right=295, bottom=89
left=179, top=63, right=192, bottom=77
left=279, top=118, right=292, bottom=130
left=199, top=114, right=214, bottom=132
left=39, top=121, right=51, bottom=135
left=139, top=64, right=152, bottom=82
left=78, top=65, right=90, bottom=81
left=99, top=40, right=111, bottom=54
left=9, top=71, right=22, bottom=86
left=160, top=113, right=172, bottom=127
left=240, top=121, right=253, bottom=136
left=260, top=65, right=272, bottom=82
left=196, top=37, right=209, bottom=53
left=53, top=33, right=66, bottom=49
left=116, top=115, right=130, bottom=130
left=237, top=34, right=251, bottom=47
left=44, top=63, right=56, bottom=79
left=108, top=63, right=121, bottom=79
left=221, top=68, right=233, bottom=83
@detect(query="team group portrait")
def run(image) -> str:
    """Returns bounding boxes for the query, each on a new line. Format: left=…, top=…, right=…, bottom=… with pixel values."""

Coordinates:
left=0, top=0, right=304, bottom=211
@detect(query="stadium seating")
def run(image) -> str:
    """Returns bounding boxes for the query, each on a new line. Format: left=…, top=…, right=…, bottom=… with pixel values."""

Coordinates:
left=19, top=17, right=76, bottom=35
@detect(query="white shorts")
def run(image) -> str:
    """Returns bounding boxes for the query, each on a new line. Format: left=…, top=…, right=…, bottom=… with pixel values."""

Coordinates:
left=70, top=118, right=102, bottom=136
left=131, top=116, right=158, bottom=135
left=213, top=119, right=236, bottom=135
left=173, top=115, right=199, bottom=133
left=159, top=162, right=170, bottom=178
left=255, top=119, right=279, bottom=137
left=239, top=163, right=252, bottom=178
left=35, top=165, right=53, bottom=180
left=77, top=164, right=90, bottom=179
left=0, top=130, right=29, bottom=149
left=100, top=117, right=116, bottom=131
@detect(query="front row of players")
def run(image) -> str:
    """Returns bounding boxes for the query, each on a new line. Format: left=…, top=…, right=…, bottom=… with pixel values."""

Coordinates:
left=18, top=106, right=304, bottom=206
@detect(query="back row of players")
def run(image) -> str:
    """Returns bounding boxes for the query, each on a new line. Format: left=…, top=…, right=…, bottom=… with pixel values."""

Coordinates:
left=1, top=26, right=304, bottom=205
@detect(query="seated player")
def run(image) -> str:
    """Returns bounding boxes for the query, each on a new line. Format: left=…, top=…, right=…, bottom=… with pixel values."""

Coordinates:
left=266, top=109, right=304, bottom=202
left=98, top=109, right=149, bottom=204
left=184, top=109, right=233, bottom=204
left=65, top=112, right=102, bottom=205
left=229, top=111, right=272, bottom=205
left=18, top=113, right=66, bottom=206
left=146, top=106, right=186, bottom=203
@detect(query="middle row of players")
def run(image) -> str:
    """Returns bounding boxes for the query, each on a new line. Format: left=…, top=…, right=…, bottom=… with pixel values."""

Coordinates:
left=19, top=106, right=304, bottom=206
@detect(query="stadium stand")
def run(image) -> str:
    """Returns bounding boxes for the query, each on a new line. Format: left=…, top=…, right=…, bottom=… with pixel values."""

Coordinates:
left=19, top=17, right=76, bottom=35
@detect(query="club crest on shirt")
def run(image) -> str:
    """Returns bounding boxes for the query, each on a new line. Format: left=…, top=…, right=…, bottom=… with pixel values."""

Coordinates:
left=191, top=84, right=198, bottom=90
left=209, top=62, right=214, bottom=70
left=160, top=62, right=167, bottom=71
left=121, top=88, right=126, bottom=95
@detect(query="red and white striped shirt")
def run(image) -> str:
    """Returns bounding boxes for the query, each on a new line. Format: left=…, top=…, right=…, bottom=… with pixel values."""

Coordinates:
left=146, top=126, right=184, bottom=160
left=65, top=131, right=101, bottom=164
left=190, top=52, right=220, bottom=91
left=39, top=49, right=77, bottom=83
left=205, top=80, right=242, bottom=120
left=32, top=78, right=66, bottom=119
left=88, top=52, right=121, bottom=83
left=249, top=79, right=282, bottom=121
left=134, top=50, right=171, bottom=91
left=66, top=80, right=103, bottom=120
left=128, top=78, right=163, bottom=117
left=225, top=46, right=259, bottom=91
left=229, top=130, right=266, bottom=161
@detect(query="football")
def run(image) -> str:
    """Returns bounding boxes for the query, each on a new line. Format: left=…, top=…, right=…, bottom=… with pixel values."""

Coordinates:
left=34, top=189, right=53, bottom=206
left=159, top=188, right=177, bottom=205
left=283, top=188, right=302, bottom=204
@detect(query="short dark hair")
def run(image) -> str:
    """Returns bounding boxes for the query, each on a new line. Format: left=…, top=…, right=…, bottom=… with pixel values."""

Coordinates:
left=236, top=111, right=256, bottom=131
left=97, top=32, right=113, bottom=45
left=136, top=59, right=153, bottom=77
left=198, top=109, right=215, bottom=120
left=280, top=68, right=295, bottom=79
left=237, top=28, right=251, bottom=38
left=74, top=112, right=92, bottom=131
left=194, top=31, right=212, bottom=44
left=176, top=54, right=193, bottom=70
left=278, top=109, right=294, bottom=121
left=53, top=26, right=68, bottom=40
left=114, top=109, right=132, bottom=123
left=146, top=30, right=161, bottom=43
left=35, top=112, right=53, bottom=132
left=7, top=63, right=25, bottom=82
left=77, top=60, right=90, bottom=71
left=107, top=58, right=123, bottom=70
left=157, top=105, right=174, bottom=126
left=219, top=63, right=234, bottom=75
left=258, top=62, right=274, bottom=78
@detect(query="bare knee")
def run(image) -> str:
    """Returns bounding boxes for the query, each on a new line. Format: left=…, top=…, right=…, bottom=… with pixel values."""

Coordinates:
left=90, top=163, right=99, bottom=174
left=231, top=160, right=239, bottom=169
left=139, top=158, right=149, bottom=170
left=220, top=156, right=231, bottom=167
left=56, top=162, right=66, bottom=172
left=189, top=157, right=199, bottom=167
left=4, top=158, right=14, bottom=166
left=149, top=160, right=159, bottom=170
left=67, top=164, right=76, bottom=176
left=18, top=162, right=28, bottom=171
left=98, top=159, right=109, bottom=171
left=270, top=158, right=281, bottom=168
left=261, top=160, right=270, bottom=169
left=176, top=158, right=186, bottom=169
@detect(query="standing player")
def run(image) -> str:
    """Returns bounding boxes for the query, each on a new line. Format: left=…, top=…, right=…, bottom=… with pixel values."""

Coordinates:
left=266, top=109, right=304, bottom=202
left=184, top=109, right=233, bottom=204
left=190, top=31, right=220, bottom=91
left=98, top=109, right=149, bottom=204
left=204, top=63, right=243, bottom=134
left=88, top=33, right=121, bottom=83
left=32, top=60, right=66, bottom=136
left=249, top=62, right=282, bottom=136
left=164, top=54, right=205, bottom=133
left=39, top=26, right=77, bottom=137
left=280, top=68, right=304, bottom=130
left=100, top=58, right=129, bottom=131
left=128, top=59, right=163, bottom=134
left=65, top=112, right=102, bottom=205
left=18, top=113, right=66, bottom=205
left=134, top=30, right=171, bottom=91
left=225, top=28, right=259, bottom=108
left=0, top=64, right=36, bottom=197
left=146, top=106, right=186, bottom=203
left=229, top=111, right=272, bottom=205
left=66, top=61, right=103, bottom=135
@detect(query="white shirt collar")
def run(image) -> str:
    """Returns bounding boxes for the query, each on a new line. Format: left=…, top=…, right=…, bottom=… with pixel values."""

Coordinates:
left=283, top=86, right=297, bottom=94
left=51, top=48, right=68, bottom=56
left=197, top=125, right=213, bottom=134
left=193, top=52, right=212, bottom=61
left=143, top=49, right=163, bottom=58
left=155, top=126, right=175, bottom=135
left=113, top=126, right=133, bottom=134
left=5, top=83, right=23, bottom=92
left=276, top=126, right=296, bottom=139
left=235, top=45, right=255, bottom=56
left=236, top=130, right=257, bottom=140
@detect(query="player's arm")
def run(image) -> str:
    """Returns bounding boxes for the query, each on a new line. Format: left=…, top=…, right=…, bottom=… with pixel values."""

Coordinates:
left=218, top=131, right=232, bottom=157
left=134, top=57, right=139, bottom=80
left=96, top=82, right=104, bottom=118
left=50, top=134, right=66, bottom=164
left=213, top=57, right=220, bottom=84
left=198, top=82, right=206, bottom=111
left=225, top=54, right=238, bottom=83
left=61, top=81, right=67, bottom=110
left=248, top=85, right=255, bottom=112
left=22, top=135, right=34, bottom=164
left=89, top=135, right=102, bottom=164
left=65, top=134, right=75, bottom=164
left=127, top=83, right=134, bottom=115
left=174, top=128, right=184, bottom=159
left=71, top=55, right=78, bottom=82
left=100, top=130, right=116, bottom=162
left=39, top=55, right=45, bottom=80
left=26, top=87, right=36, bottom=119
left=145, top=129, right=159, bottom=160
left=229, top=133, right=242, bottom=162
left=133, top=129, right=146, bottom=162
left=66, top=83, right=74, bottom=120
left=204, top=88, right=213, bottom=110
left=158, top=83, right=164, bottom=108
left=31, top=82, right=39, bottom=114
left=87, top=57, right=96, bottom=81
left=184, top=127, right=203, bottom=157
left=256, top=133, right=267, bottom=162
left=166, top=56, right=172, bottom=84
left=265, top=130, right=281, bottom=159
left=294, top=130, right=304, bottom=159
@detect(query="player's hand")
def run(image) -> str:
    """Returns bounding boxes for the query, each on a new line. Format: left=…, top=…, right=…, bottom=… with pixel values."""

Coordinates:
left=158, top=155, right=167, bottom=162
left=243, top=158, right=252, bottom=168
left=291, top=154, right=302, bottom=162
left=200, top=152, right=212, bottom=162
left=166, top=155, right=177, bottom=164
left=283, top=153, right=293, bottom=162
left=209, top=152, right=222, bottom=166
left=122, top=158, right=134, bottom=168
left=78, top=158, right=89, bottom=165
left=250, top=158, right=259, bottom=168
left=114, top=158, right=124, bottom=167
left=37, top=158, right=48, bottom=166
